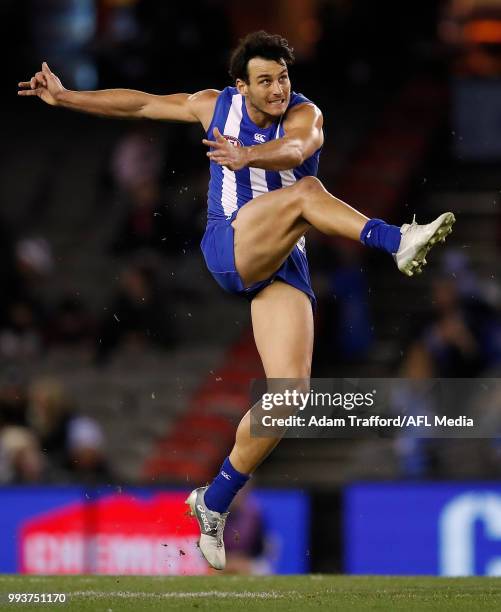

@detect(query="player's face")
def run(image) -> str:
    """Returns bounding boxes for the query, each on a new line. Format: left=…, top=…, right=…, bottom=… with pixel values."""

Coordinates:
left=238, top=58, right=291, bottom=117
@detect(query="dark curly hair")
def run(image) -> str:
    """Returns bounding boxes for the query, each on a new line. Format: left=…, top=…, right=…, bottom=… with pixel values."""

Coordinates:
left=229, top=31, right=295, bottom=83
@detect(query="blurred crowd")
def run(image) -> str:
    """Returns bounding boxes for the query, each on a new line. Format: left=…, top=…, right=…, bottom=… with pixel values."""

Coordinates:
left=395, top=250, right=501, bottom=478
left=0, top=126, right=194, bottom=368
left=0, top=126, right=198, bottom=485
left=401, top=250, right=501, bottom=379
left=441, top=0, right=501, bottom=76
left=0, top=374, right=111, bottom=485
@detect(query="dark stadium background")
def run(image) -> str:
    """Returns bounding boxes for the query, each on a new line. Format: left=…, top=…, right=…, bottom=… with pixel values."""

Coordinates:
left=1, top=0, right=501, bottom=576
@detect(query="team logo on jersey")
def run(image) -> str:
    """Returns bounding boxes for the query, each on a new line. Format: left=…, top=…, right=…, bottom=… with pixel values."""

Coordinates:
left=254, top=133, right=266, bottom=143
left=223, top=135, right=243, bottom=147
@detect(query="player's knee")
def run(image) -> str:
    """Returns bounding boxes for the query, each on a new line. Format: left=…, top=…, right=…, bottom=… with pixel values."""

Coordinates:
left=281, top=177, right=324, bottom=216
left=295, top=176, right=324, bottom=196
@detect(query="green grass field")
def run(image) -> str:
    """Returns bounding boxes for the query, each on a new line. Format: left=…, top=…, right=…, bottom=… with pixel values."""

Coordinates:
left=1, top=575, right=500, bottom=611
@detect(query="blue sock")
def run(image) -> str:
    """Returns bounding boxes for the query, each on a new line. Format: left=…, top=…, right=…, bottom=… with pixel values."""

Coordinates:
left=204, top=457, right=250, bottom=513
left=360, top=219, right=401, bottom=254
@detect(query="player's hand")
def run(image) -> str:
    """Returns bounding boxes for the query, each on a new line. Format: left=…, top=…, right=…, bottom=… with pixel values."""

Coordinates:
left=202, top=127, right=248, bottom=171
left=18, top=62, right=65, bottom=106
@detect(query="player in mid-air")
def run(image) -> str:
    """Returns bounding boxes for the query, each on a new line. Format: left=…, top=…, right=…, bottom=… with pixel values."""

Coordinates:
left=19, top=31, right=455, bottom=570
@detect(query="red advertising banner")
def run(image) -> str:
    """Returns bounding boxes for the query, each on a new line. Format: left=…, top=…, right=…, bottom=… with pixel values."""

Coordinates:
left=20, top=492, right=208, bottom=575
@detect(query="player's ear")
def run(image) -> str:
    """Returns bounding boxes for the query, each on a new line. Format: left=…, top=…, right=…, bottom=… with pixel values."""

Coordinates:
left=235, top=78, right=248, bottom=96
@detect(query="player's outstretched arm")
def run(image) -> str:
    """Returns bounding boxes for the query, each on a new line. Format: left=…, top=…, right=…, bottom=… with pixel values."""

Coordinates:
left=203, top=103, right=324, bottom=171
left=18, top=62, right=218, bottom=126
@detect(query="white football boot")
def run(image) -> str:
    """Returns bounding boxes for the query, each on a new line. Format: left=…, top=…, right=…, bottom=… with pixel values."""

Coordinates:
left=394, top=212, right=456, bottom=277
left=185, top=486, right=228, bottom=570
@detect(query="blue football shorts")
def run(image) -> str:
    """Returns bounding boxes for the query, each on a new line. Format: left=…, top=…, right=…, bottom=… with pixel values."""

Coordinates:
left=200, top=210, right=316, bottom=310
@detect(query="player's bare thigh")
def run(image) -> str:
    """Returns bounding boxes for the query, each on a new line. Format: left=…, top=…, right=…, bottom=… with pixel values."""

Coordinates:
left=231, top=177, right=320, bottom=287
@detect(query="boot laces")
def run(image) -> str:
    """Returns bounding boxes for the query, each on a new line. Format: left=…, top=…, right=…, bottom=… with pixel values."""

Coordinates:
left=403, top=214, right=418, bottom=236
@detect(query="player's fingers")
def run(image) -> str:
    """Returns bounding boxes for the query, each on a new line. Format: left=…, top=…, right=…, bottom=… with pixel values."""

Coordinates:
left=18, top=88, right=40, bottom=96
left=213, top=127, right=226, bottom=141
left=35, top=72, right=47, bottom=86
left=202, top=138, right=217, bottom=148
left=204, top=141, right=226, bottom=152
left=207, top=149, right=226, bottom=158
left=209, top=154, right=230, bottom=165
left=31, top=76, right=45, bottom=89
left=18, top=81, right=31, bottom=88
left=42, top=61, right=51, bottom=74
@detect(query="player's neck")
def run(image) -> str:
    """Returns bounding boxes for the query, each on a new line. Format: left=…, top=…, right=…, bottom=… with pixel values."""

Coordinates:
left=244, top=97, right=276, bottom=129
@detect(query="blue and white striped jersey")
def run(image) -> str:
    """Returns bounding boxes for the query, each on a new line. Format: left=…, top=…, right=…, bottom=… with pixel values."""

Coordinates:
left=206, top=86, right=321, bottom=223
